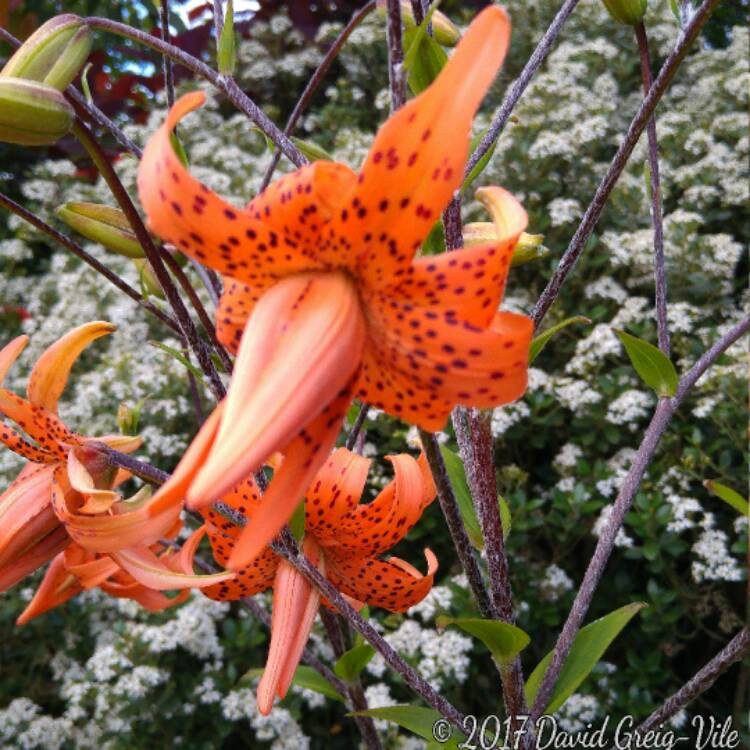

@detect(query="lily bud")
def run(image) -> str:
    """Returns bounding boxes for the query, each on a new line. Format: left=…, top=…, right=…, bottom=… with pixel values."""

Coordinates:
left=133, top=259, right=165, bottom=299
left=600, top=0, right=648, bottom=25
left=56, top=202, right=145, bottom=258
left=376, top=1, right=461, bottom=47
left=0, top=77, right=74, bottom=145
left=470, top=186, right=550, bottom=267
left=1, top=14, right=91, bottom=91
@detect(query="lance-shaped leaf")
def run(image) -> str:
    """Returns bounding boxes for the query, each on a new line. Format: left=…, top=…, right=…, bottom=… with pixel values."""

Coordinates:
left=614, top=329, right=678, bottom=397
left=351, top=706, right=468, bottom=750
left=703, top=480, right=748, bottom=516
left=243, top=665, right=346, bottom=703
left=217, top=0, right=236, bottom=74
left=334, top=642, right=376, bottom=682
left=525, top=602, right=646, bottom=713
left=530, top=316, right=591, bottom=363
left=439, top=446, right=483, bottom=549
left=437, top=616, right=529, bottom=664
left=404, top=6, right=448, bottom=96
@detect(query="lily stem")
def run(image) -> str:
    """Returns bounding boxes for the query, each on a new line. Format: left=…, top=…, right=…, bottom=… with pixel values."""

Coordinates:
left=635, top=20, right=670, bottom=355
left=531, top=0, right=722, bottom=328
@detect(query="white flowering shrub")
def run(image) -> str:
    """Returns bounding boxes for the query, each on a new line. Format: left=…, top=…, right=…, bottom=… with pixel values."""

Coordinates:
left=0, top=1, right=746, bottom=748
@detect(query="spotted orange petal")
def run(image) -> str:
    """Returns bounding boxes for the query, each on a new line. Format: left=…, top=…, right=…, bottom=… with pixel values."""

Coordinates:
left=326, top=548, right=437, bottom=612
left=325, top=6, right=511, bottom=289
left=305, top=447, right=371, bottom=542
left=215, top=277, right=260, bottom=355
left=332, top=452, right=435, bottom=555
left=0, top=334, right=28, bottom=384
left=187, top=272, right=365, bottom=509
left=225, top=385, right=354, bottom=570
left=137, top=91, right=357, bottom=285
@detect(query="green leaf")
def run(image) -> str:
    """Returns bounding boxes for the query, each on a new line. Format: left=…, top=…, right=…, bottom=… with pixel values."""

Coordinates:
left=244, top=666, right=346, bottom=703
left=421, top=220, right=445, bottom=255
left=438, top=617, right=529, bottom=664
left=291, top=136, right=333, bottom=162
left=498, top=495, right=512, bottom=539
left=704, top=480, right=749, bottom=516
left=614, top=329, right=678, bottom=397
left=148, top=340, right=206, bottom=385
left=525, top=602, right=646, bottom=713
left=80, top=62, right=94, bottom=104
left=334, top=643, right=375, bottom=682
left=289, top=499, right=306, bottom=540
left=439, top=446, right=483, bottom=549
left=169, top=131, right=189, bottom=168
left=217, top=0, right=236, bottom=74
left=529, top=316, right=591, bottom=363
left=404, top=26, right=448, bottom=95
left=462, top=128, right=497, bottom=193
left=350, top=706, right=467, bottom=750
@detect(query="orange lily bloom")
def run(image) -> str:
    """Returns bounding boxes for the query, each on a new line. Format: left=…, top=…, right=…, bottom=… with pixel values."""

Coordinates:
left=0, top=323, right=142, bottom=591
left=138, top=6, right=532, bottom=568
left=196, top=446, right=437, bottom=714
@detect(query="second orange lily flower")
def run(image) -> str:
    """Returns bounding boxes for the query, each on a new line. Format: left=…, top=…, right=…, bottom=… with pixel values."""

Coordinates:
left=138, top=6, right=533, bottom=567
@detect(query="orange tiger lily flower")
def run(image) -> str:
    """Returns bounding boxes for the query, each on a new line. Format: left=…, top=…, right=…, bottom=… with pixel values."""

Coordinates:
left=0, top=323, right=142, bottom=591
left=196, top=446, right=437, bottom=714
left=138, top=6, right=532, bottom=568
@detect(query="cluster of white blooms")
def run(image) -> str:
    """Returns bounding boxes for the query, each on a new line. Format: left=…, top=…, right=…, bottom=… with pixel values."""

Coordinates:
left=409, top=583, right=454, bottom=621
left=605, top=389, right=654, bottom=429
left=564, top=325, right=622, bottom=376
left=491, top=401, right=531, bottom=437
left=595, top=448, right=637, bottom=499
left=547, top=197, right=582, bottom=226
left=665, top=495, right=704, bottom=533
left=584, top=277, right=628, bottom=304
left=221, top=687, right=310, bottom=750
left=553, top=443, right=583, bottom=473
left=539, top=564, right=574, bottom=601
left=128, top=597, right=229, bottom=660
left=691, top=524, right=744, bottom=583
left=553, top=693, right=601, bottom=733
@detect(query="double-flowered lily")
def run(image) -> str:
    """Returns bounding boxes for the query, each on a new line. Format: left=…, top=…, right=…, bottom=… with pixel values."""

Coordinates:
left=195, top=446, right=437, bottom=714
left=138, top=6, right=532, bottom=568
left=0, top=324, right=227, bottom=610
left=0, top=323, right=140, bottom=591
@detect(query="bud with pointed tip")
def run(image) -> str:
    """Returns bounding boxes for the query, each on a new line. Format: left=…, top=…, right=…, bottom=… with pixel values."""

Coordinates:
left=56, top=202, right=145, bottom=258
left=376, top=1, right=461, bottom=46
left=0, top=77, right=74, bottom=146
left=133, top=259, right=165, bottom=299
left=1, top=14, right=91, bottom=91
left=464, top=223, right=550, bottom=267
left=600, top=0, right=648, bottom=25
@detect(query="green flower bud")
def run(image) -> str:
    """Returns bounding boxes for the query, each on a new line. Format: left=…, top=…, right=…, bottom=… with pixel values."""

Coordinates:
left=1, top=14, right=91, bottom=91
left=463, top=223, right=550, bottom=267
left=56, top=202, right=145, bottom=258
left=600, top=0, right=648, bottom=26
left=0, top=77, right=74, bottom=146
left=376, top=1, right=461, bottom=47
left=133, top=259, right=165, bottom=299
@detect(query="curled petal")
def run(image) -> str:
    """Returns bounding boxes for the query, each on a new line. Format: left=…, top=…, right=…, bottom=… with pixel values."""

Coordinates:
left=137, top=90, right=356, bottom=285
left=305, top=447, right=372, bottom=542
left=326, top=548, right=438, bottom=612
left=27, top=321, right=115, bottom=413
left=332, top=452, right=435, bottom=555
left=110, top=527, right=234, bottom=591
left=0, top=420, right=57, bottom=463
left=0, top=526, right=69, bottom=594
left=89, top=434, right=143, bottom=454
left=0, top=334, right=28, bottom=384
left=16, top=553, right=81, bottom=625
left=188, top=271, right=365, bottom=509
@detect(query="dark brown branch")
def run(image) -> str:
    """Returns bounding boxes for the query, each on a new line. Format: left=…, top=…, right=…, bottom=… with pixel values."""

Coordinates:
left=345, top=402, right=369, bottom=451
left=259, top=0, right=376, bottom=191
left=636, top=628, right=750, bottom=733
left=418, top=429, right=494, bottom=619
left=84, top=17, right=306, bottom=167
left=529, top=315, right=750, bottom=719
left=635, top=21, right=670, bottom=355
left=0, top=192, right=177, bottom=333
left=159, top=0, right=176, bottom=107
left=531, top=0, right=722, bottom=328
left=385, top=0, right=406, bottom=111
left=463, top=0, right=582, bottom=181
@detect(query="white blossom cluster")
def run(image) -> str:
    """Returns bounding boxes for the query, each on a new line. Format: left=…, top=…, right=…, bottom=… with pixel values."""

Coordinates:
left=539, top=564, right=574, bottom=601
